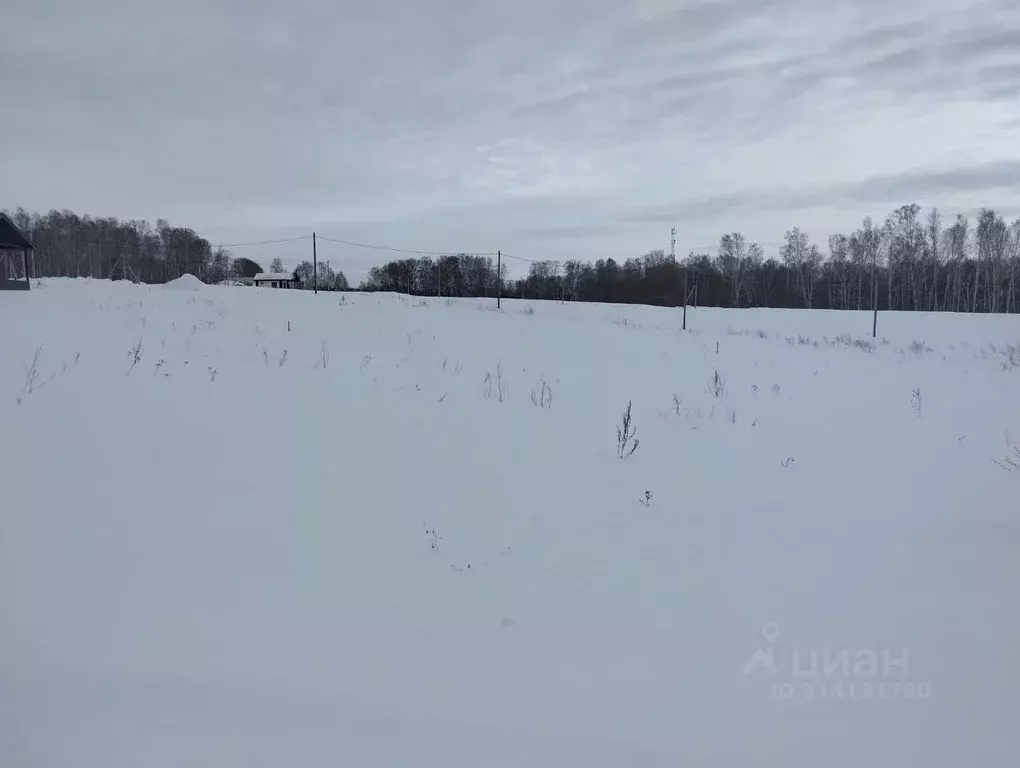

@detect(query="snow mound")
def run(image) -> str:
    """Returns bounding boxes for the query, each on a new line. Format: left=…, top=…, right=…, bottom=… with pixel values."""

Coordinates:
left=164, top=273, right=204, bottom=290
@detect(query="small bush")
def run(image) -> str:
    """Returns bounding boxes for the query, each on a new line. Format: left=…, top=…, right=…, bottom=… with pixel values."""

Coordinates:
left=530, top=377, right=552, bottom=408
left=992, top=433, right=1020, bottom=472
left=825, top=334, right=874, bottom=353
left=16, top=344, right=54, bottom=403
left=679, top=404, right=715, bottom=429
left=727, top=328, right=768, bottom=339
left=616, top=400, right=640, bottom=459
left=496, top=362, right=507, bottom=402
left=1000, top=344, right=1020, bottom=371
left=423, top=524, right=442, bottom=551
left=709, top=369, right=726, bottom=398
left=126, top=337, right=144, bottom=376
left=992, top=447, right=1020, bottom=472
left=483, top=363, right=508, bottom=402
left=909, top=339, right=933, bottom=356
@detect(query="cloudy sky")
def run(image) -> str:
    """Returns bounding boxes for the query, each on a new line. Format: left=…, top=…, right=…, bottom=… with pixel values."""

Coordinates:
left=4, top=0, right=1020, bottom=279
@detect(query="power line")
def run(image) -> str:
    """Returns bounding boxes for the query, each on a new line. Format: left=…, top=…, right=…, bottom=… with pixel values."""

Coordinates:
left=316, top=234, right=497, bottom=258
left=217, top=230, right=544, bottom=267
left=499, top=252, right=543, bottom=264
left=217, top=231, right=510, bottom=261
left=216, top=235, right=312, bottom=249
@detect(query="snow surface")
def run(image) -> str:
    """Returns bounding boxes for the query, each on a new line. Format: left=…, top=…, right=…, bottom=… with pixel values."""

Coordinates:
left=2, top=278, right=1019, bottom=766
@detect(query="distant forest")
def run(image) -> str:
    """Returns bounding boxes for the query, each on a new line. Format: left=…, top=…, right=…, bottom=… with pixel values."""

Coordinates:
left=6, top=204, right=1020, bottom=313
left=1, top=208, right=349, bottom=290
left=4, top=208, right=234, bottom=284
left=362, top=205, right=1020, bottom=314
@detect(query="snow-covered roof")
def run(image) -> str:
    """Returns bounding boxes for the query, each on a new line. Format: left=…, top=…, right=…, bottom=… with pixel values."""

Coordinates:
left=253, top=272, right=294, bottom=281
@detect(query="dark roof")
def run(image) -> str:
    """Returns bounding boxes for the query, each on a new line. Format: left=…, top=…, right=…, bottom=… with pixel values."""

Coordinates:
left=0, top=213, right=33, bottom=250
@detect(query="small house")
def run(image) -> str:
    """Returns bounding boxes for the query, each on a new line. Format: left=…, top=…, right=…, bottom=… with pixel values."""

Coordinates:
left=253, top=272, right=296, bottom=289
left=0, top=213, right=33, bottom=291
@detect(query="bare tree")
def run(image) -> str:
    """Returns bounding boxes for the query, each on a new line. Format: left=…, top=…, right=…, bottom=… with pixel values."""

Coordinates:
left=924, top=208, right=943, bottom=311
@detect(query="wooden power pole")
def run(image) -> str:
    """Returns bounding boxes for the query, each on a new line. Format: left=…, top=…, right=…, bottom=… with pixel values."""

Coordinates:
left=872, top=250, right=879, bottom=337
left=312, top=232, right=317, bottom=294
left=682, top=266, right=689, bottom=331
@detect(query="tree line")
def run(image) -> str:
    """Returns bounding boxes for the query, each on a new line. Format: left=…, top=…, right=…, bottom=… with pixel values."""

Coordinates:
left=7, top=204, right=1020, bottom=312
left=1, top=208, right=349, bottom=290
left=361, top=205, right=1020, bottom=314
left=4, top=208, right=231, bottom=284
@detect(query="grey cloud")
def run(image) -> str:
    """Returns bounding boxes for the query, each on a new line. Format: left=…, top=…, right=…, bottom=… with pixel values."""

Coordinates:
left=838, top=20, right=933, bottom=54
left=508, top=6, right=1018, bottom=153
left=627, top=160, right=1020, bottom=225
left=839, top=161, right=1020, bottom=204
left=855, top=47, right=930, bottom=79
left=509, top=223, right=627, bottom=241
left=945, top=24, right=1020, bottom=58
left=3, top=0, right=1020, bottom=267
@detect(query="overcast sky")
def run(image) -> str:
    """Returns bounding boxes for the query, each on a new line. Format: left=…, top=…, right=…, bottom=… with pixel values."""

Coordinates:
left=4, top=0, right=1020, bottom=280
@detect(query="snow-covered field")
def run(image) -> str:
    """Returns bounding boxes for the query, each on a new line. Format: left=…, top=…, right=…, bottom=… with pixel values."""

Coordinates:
left=2, top=277, right=1019, bottom=766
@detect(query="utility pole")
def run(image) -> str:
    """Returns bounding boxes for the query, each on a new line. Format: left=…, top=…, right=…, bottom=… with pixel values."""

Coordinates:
left=872, top=250, right=879, bottom=338
left=682, top=262, right=689, bottom=332
left=312, top=232, right=317, bottom=294
left=671, top=225, right=678, bottom=315
left=497, top=250, right=502, bottom=309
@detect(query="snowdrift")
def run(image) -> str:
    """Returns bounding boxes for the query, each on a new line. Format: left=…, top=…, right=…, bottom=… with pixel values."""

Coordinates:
left=164, top=273, right=204, bottom=290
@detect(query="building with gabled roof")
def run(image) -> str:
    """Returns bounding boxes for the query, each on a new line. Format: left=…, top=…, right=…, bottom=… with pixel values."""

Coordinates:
left=0, top=213, right=33, bottom=291
left=253, top=272, right=296, bottom=289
